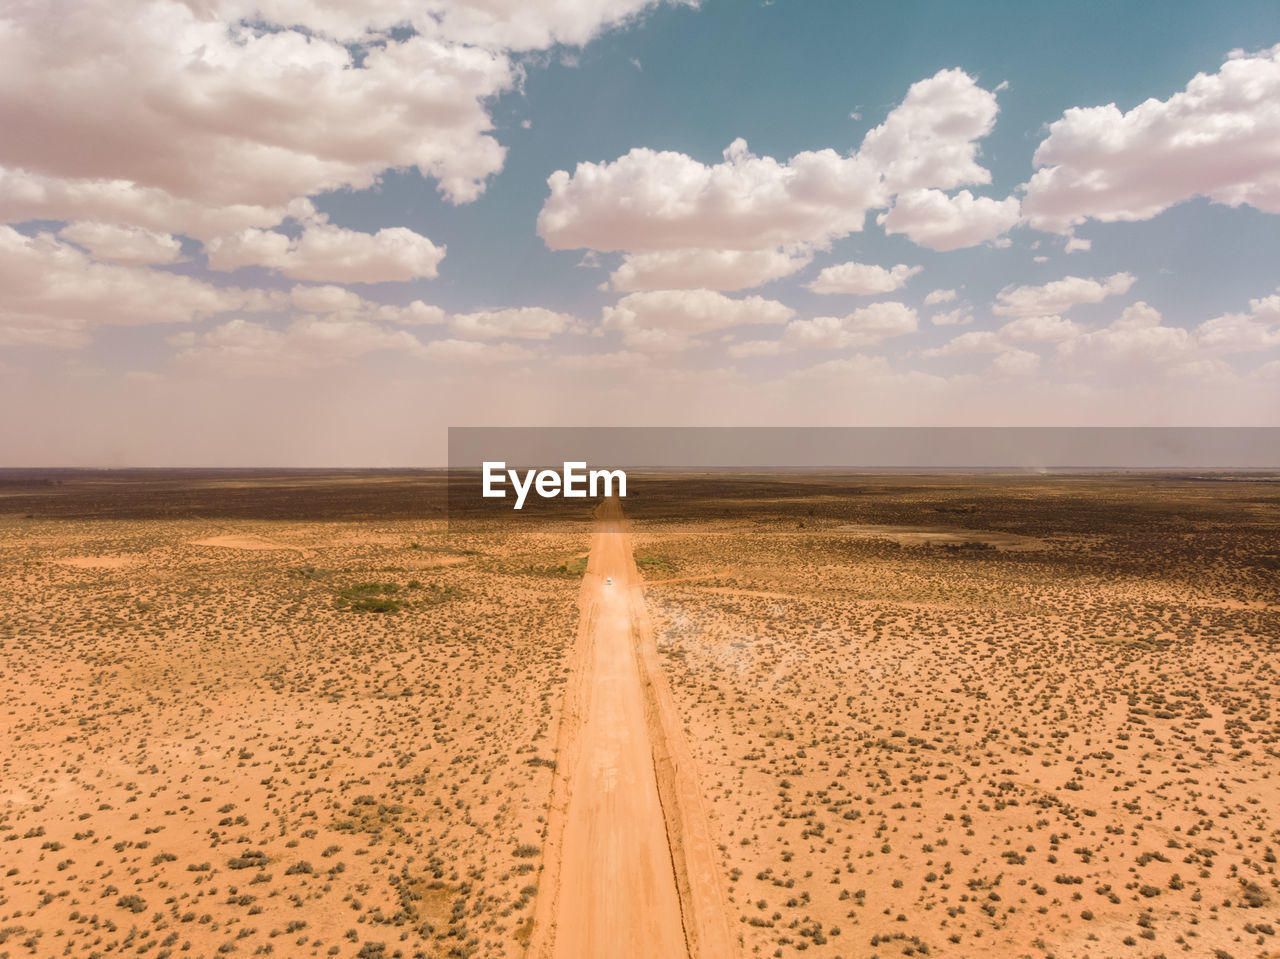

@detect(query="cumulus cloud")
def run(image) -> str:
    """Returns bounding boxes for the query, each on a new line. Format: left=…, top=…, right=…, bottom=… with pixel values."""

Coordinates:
left=1024, top=44, right=1280, bottom=233
left=288, top=286, right=587, bottom=342
left=989, top=348, right=1041, bottom=377
left=609, top=248, right=812, bottom=291
left=538, top=68, right=1013, bottom=263
left=926, top=330, right=1006, bottom=356
left=807, top=262, right=921, bottom=295
left=0, top=168, right=306, bottom=241
left=929, top=293, right=1280, bottom=381
left=0, top=4, right=514, bottom=224
left=924, top=288, right=957, bottom=306
left=1194, top=294, right=1280, bottom=353
left=602, top=289, right=793, bottom=352
left=993, top=272, right=1135, bottom=317
left=449, top=307, right=581, bottom=339
left=785, top=352, right=950, bottom=392
left=925, top=333, right=1046, bottom=376
left=206, top=222, right=445, bottom=283
left=0, top=227, right=250, bottom=341
left=214, top=0, right=689, bottom=49
left=859, top=67, right=1000, bottom=194
left=735, top=302, right=919, bottom=355
left=539, top=138, right=880, bottom=254
left=173, top=315, right=426, bottom=376
left=1055, top=302, right=1200, bottom=373
left=369, top=301, right=449, bottom=326
left=997, top=314, right=1083, bottom=343
left=0, top=0, right=679, bottom=277
left=58, top=221, right=182, bottom=266
left=929, top=307, right=971, bottom=326
left=289, top=284, right=366, bottom=314
left=877, top=189, right=1021, bottom=251
left=284, top=286, right=449, bottom=325
left=801, top=301, right=918, bottom=346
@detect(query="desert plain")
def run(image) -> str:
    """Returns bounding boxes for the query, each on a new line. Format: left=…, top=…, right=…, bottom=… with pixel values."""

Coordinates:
left=1, top=469, right=1279, bottom=959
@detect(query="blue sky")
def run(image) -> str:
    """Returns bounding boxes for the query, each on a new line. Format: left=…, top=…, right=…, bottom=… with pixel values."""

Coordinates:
left=1, top=0, right=1279, bottom=464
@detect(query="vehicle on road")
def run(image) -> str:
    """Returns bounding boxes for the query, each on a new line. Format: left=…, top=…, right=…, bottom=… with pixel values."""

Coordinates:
left=605, top=577, right=613, bottom=586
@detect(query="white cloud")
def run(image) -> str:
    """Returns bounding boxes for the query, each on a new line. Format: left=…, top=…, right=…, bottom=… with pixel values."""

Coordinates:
left=370, top=301, right=449, bottom=326
left=449, top=307, right=581, bottom=340
left=611, top=327, right=696, bottom=353
left=777, top=316, right=854, bottom=351
left=807, top=262, right=921, bottom=295
left=0, top=227, right=249, bottom=336
left=926, top=330, right=1006, bottom=356
left=58, top=221, right=182, bottom=266
left=859, top=67, right=1000, bottom=194
left=174, top=315, right=426, bottom=376
left=993, top=272, right=1135, bottom=317
left=282, top=287, right=449, bottom=325
left=929, top=307, right=971, bottom=326
left=602, top=289, right=793, bottom=352
left=787, top=352, right=950, bottom=392
left=0, top=5, right=514, bottom=223
left=727, top=338, right=782, bottom=358
left=1063, top=236, right=1091, bottom=253
left=1055, top=302, right=1201, bottom=373
left=539, top=138, right=880, bottom=253
left=1194, top=294, right=1280, bottom=353
left=206, top=222, right=445, bottom=283
left=289, top=284, right=366, bottom=314
left=0, top=0, right=680, bottom=262
left=538, top=68, right=1008, bottom=259
left=609, top=248, right=811, bottom=291
left=0, top=168, right=307, bottom=241
left=223, top=0, right=691, bottom=49
left=924, top=288, right=957, bottom=306
left=997, top=314, right=1083, bottom=343
left=758, top=301, right=919, bottom=352
left=929, top=315, right=1080, bottom=360
left=989, top=348, right=1041, bottom=377
left=1024, top=44, right=1280, bottom=233
left=877, top=189, right=1020, bottom=251
left=929, top=294, right=1280, bottom=381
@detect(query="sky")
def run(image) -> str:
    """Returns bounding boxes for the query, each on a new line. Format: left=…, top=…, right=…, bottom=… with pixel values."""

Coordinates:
left=2, top=0, right=1279, bottom=465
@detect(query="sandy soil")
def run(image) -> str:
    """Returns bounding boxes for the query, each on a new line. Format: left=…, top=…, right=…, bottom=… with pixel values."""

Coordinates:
left=531, top=498, right=735, bottom=959
left=0, top=513, right=578, bottom=958
left=5, top=471, right=1280, bottom=959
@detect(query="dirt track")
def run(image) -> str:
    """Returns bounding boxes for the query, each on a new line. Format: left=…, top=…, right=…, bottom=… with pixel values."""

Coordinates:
left=530, top=498, right=736, bottom=959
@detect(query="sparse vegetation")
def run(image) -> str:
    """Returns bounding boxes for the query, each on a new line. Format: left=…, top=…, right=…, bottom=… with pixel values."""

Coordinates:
left=3, top=469, right=1279, bottom=957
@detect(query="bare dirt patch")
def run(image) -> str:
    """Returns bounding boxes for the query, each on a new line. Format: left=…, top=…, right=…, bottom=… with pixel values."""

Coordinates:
left=50, top=554, right=141, bottom=569
left=190, top=533, right=307, bottom=551
left=834, top=523, right=1046, bottom=550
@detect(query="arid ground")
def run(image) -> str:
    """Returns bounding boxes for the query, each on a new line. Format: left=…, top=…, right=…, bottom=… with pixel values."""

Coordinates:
left=2, top=470, right=1279, bottom=959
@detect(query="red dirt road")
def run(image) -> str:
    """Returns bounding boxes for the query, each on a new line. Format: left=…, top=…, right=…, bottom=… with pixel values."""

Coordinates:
left=529, top=498, right=736, bottom=959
